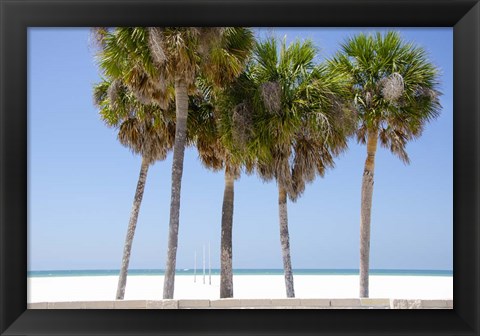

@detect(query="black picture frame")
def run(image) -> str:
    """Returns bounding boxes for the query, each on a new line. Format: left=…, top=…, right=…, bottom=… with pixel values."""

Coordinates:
left=1, top=0, right=478, bottom=335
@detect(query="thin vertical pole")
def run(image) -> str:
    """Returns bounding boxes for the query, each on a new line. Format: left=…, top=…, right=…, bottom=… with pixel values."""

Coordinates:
left=209, top=242, right=211, bottom=285
left=203, top=244, right=206, bottom=284
left=194, top=250, right=197, bottom=283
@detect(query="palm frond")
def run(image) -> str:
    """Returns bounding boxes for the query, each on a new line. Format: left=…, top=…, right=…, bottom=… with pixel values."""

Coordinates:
left=328, top=30, right=442, bottom=163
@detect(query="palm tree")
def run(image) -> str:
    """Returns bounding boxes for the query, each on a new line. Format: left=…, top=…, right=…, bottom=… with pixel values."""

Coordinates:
left=186, top=28, right=254, bottom=299
left=93, top=79, right=175, bottom=300
left=96, top=27, right=254, bottom=298
left=189, top=72, right=256, bottom=298
left=248, top=38, right=353, bottom=297
left=213, top=74, right=258, bottom=298
left=329, top=31, right=441, bottom=298
left=188, top=96, right=239, bottom=298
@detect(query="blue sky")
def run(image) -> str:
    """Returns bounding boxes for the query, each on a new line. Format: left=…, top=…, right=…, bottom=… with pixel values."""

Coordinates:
left=28, top=28, right=452, bottom=271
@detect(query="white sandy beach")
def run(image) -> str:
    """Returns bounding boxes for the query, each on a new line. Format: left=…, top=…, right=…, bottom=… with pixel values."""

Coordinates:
left=27, top=275, right=452, bottom=303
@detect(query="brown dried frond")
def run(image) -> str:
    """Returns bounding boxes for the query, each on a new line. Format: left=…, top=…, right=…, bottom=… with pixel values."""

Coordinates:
left=389, top=139, right=409, bottom=164
left=232, top=102, right=253, bottom=149
left=356, top=124, right=368, bottom=144
left=126, top=66, right=152, bottom=104
left=197, top=27, right=225, bottom=58
left=260, top=81, right=282, bottom=115
left=118, top=114, right=172, bottom=164
left=143, top=122, right=170, bottom=163
left=107, top=79, right=123, bottom=109
left=93, top=84, right=107, bottom=108
left=272, top=143, right=294, bottom=195
left=415, top=86, right=438, bottom=100
left=118, top=118, right=141, bottom=151
left=244, top=158, right=255, bottom=175
left=126, top=65, right=169, bottom=107
left=317, top=145, right=334, bottom=173
left=162, top=28, right=199, bottom=84
left=89, top=27, right=108, bottom=50
left=148, top=28, right=167, bottom=65
left=150, top=89, right=170, bottom=110
left=390, top=129, right=409, bottom=163
left=290, top=134, right=333, bottom=202
left=290, top=143, right=333, bottom=203
left=321, top=92, right=355, bottom=137
left=293, top=137, right=317, bottom=183
left=381, top=72, right=404, bottom=102
left=197, top=138, right=225, bottom=172
left=256, top=161, right=275, bottom=182
left=290, top=172, right=305, bottom=202
left=151, top=71, right=168, bottom=95
left=379, top=127, right=389, bottom=147
left=378, top=127, right=410, bottom=164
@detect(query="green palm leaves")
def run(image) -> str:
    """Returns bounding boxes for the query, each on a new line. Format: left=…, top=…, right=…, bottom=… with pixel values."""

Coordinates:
left=330, top=31, right=441, bottom=163
left=92, top=74, right=174, bottom=300
left=250, top=38, right=352, bottom=200
left=92, top=28, right=441, bottom=300
left=235, top=37, right=353, bottom=297
left=94, top=27, right=254, bottom=299
left=329, top=31, right=441, bottom=297
left=97, top=28, right=171, bottom=109
left=93, top=78, right=174, bottom=165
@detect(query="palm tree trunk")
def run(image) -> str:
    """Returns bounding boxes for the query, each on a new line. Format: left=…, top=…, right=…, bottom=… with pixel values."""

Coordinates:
left=116, top=158, right=150, bottom=300
left=220, top=166, right=235, bottom=298
left=278, top=186, right=295, bottom=298
left=163, top=77, right=189, bottom=299
left=359, top=129, right=378, bottom=298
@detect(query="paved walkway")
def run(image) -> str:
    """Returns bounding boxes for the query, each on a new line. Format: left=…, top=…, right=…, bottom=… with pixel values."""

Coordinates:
left=28, top=298, right=453, bottom=309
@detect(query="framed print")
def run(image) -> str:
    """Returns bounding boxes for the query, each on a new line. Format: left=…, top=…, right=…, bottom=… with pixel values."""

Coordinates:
left=1, top=0, right=479, bottom=335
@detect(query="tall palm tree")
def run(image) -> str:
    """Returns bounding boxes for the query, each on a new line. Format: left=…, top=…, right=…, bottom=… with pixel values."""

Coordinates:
left=189, top=72, right=256, bottom=298
left=249, top=38, right=353, bottom=297
left=96, top=27, right=254, bottom=298
left=189, top=102, right=240, bottom=298
left=93, top=79, right=175, bottom=300
left=186, top=28, right=254, bottom=299
left=329, top=31, right=441, bottom=298
left=188, top=85, right=236, bottom=296
left=213, top=74, right=258, bottom=298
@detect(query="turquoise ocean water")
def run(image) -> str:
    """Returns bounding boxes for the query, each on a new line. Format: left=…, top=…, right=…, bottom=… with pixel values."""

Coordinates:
left=28, top=269, right=452, bottom=278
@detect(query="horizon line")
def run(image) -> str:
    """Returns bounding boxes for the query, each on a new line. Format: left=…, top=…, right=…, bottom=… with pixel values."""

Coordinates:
left=28, top=267, right=453, bottom=272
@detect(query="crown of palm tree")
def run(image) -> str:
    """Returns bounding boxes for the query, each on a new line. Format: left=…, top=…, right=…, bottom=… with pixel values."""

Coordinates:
left=187, top=79, right=227, bottom=172
left=187, top=27, right=256, bottom=177
left=93, top=28, right=172, bottom=109
left=94, top=27, right=254, bottom=107
left=93, top=78, right=175, bottom=165
left=246, top=37, right=353, bottom=200
left=93, top=27, right=255, bottom=173
left=329, top=31, right=441, bottom=163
